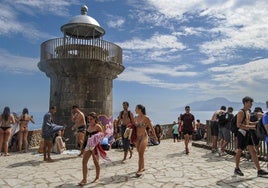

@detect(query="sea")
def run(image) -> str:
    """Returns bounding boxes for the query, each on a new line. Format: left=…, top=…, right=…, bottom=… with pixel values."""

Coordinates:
left=24, top=111, right=219, bottom=131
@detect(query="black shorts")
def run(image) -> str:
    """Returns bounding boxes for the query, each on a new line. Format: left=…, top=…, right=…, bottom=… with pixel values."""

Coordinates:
left=120, top=125, right=130, bottom=151
left=210, top=121, right=219, bottom=137
left=77, top=125, right=86, bottom=133
left=237, top=130, right=259, bottom=150
left=183, top=130, right=193, bottom=135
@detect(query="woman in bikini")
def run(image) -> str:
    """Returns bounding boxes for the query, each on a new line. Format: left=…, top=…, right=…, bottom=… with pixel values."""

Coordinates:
left=79, top=112, right=110, bottom=186
left=134, top=104, right=158, bottom=177
left=0, top=106, right=15, bottom=156
left=18, top=108, right=35, bottom=152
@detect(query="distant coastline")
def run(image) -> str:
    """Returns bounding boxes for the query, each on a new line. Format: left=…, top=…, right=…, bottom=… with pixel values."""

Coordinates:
left=175, top=97, right=266, bottom=111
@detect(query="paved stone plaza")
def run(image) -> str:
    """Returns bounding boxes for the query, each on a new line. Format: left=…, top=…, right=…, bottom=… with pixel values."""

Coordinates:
left=0, top=139, right=267, bottom=188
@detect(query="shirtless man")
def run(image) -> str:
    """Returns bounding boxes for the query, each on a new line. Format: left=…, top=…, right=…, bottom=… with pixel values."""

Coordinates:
left=71, top=105, right=86, bottom=156
left=117, top=101, right=134, bottom=162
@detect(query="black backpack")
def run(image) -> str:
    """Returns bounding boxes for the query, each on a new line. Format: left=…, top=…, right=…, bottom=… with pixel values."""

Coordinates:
left=230, top=109, right=246, bottom=134
left=217, top=112, right=228, bottom=126
left=119, top=110, right=132, bottom=122
left=256, top=113, right=268, bottom=141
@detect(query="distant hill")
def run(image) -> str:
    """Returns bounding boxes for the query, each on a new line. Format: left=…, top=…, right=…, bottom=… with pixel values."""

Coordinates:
left=175, top=97, right=266, bottom=111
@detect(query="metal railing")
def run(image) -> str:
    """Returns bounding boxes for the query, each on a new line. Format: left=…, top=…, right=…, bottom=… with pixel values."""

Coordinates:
left=159, top=121, right=267, bottom=160
left=205, top=120, right=267, bottom=160
left=40, top=37, right=122, bottom=65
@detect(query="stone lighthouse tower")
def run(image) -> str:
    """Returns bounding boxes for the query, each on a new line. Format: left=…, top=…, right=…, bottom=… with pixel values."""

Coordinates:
left=38, top=5, right=124, bottom=148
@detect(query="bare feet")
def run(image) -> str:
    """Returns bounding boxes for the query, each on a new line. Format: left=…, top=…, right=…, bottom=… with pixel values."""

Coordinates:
left=135, top=169, right=145, bottom=177
left=78, top=151, right=84, bottom=157
left=91, top=178, right=99, bottom=183
left=4, top=153, right=10, bottom=156
left=78, top=179, right=87, bottom=186
left=186, top=147, right=189, bottom=155
left=135, top=171, right=142, bottom=177
left=121, top=159, right=126, bottom=163
left=129, top=149, right=133, bottom=159
left=46, top=158, right=54, bottom=162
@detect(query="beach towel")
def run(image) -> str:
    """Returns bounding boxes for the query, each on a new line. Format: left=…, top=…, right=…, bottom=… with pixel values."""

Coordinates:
left=85, top=132, right=111, bottom=161
left=129, top=123, right=137, bottom=144
left=11, top=122, right=20, bottom=137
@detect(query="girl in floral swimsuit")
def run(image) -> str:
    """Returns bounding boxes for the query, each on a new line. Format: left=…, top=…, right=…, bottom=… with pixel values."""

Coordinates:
left=79, top=112, right=110, bottom=186
left=134, top=104, right=158, bottom=177
left=0, top=106, right=15, bottom=156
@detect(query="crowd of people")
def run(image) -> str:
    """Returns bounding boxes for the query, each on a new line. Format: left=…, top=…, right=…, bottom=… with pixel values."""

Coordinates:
left=1, top=96, right=268, bottom=184
left=209, top=96, right=268, bottom=177
left=0, top=107, right=35, bottom=156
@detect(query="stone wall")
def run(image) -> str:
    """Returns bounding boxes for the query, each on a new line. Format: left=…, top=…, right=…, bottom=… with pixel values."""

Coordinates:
left=160, top=123, right=174, bottom=139
left=22, top=124, right=173, bottom=150
left=28, top=130, right=42, bottom=147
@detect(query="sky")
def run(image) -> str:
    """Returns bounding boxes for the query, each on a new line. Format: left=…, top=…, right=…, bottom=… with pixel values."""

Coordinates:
left=0, top=0, right=268, bottom=124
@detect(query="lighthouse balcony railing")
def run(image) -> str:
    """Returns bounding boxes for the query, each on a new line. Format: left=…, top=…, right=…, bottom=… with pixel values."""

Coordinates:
left=40, top=38, right=122, bottom=65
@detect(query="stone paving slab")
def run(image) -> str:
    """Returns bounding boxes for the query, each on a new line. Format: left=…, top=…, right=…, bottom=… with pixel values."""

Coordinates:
left=0, top=139, right=267, bottom=188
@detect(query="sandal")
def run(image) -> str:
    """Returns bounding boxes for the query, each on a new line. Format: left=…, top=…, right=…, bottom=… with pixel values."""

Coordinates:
left=4, top=153, right=10, bottom=156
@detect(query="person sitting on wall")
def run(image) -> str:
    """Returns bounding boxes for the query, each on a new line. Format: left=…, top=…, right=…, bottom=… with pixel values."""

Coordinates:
left=52, top=130, right=66, bottom=154
left=154, top=124, right=163, bottom=143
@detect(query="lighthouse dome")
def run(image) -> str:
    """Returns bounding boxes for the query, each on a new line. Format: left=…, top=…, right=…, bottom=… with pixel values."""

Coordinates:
left=60, top=5, right=105, bottom=39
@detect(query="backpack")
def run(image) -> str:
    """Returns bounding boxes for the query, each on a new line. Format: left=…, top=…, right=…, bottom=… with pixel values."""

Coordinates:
left=217, top=112, right=228, bottom=126
left=230, top=109, right=246, bottom=134
left=256, top=113, right=268, bottom=141
left=119, top=110, right=132, bottom=122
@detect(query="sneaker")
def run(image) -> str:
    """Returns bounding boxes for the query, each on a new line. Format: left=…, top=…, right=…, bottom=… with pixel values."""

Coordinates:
left=211, top=148, right=217, bottom=153
left=234, top=168, right=244, bottom=176
left=257, top=169, right=268, bottom=177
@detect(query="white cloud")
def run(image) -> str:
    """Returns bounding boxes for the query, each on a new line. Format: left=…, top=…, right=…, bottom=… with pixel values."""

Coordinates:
left=209, top=58, right=268, bottom=82
left=117, top=64, right=198, bottom=90
left=117, top=57, right=268, bottom=103
left=0, top=49, right=39, bottom=73
left=107, top=16, right=125, bottom=28
left=12, top=0, right=77, bottom=16
left=0, top=0, right=76, bottom=39
left=137, top=0, right=268, bottom=65
left=118, top=34, right=185, bottom=50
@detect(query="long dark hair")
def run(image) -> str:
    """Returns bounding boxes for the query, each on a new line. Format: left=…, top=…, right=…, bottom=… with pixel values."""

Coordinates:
left=22, top=108, right=29, bottom=115
left=136, top=104, right=146, bottom=115
left=53, top=131, right=60, bottom=144
left=2, top=106, right=11, bottom=122
left=88, top=112, right=98, bottom=123
left=22, top=108, right=29, bottom=120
